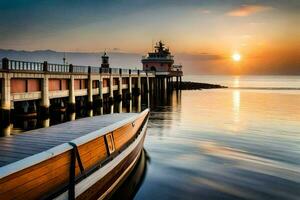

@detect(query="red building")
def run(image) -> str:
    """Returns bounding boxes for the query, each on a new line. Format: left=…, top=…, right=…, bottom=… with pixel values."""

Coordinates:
left=142, top=41, right=182, bottom=76
left=142, top=41, right=183, bottom=90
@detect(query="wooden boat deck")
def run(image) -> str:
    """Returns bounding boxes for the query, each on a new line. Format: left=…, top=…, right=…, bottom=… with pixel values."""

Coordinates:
left=0, top=113, right=137, bottom=167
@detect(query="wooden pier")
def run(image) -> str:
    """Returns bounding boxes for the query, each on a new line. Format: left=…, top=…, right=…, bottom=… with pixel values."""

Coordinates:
left=0, top=56, right=182, bottom=136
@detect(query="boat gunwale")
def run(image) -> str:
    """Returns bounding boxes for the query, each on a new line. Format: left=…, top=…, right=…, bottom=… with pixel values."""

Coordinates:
left=0, top=108, right=149, bottom=179
left=53, top=118, right=149, bottom=200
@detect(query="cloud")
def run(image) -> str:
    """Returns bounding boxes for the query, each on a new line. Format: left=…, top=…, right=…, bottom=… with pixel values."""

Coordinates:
left=227, top=5, right=272, bottom=17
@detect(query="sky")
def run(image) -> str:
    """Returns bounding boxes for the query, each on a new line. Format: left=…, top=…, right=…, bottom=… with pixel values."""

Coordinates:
left=0, top=0, right=299, bottom=74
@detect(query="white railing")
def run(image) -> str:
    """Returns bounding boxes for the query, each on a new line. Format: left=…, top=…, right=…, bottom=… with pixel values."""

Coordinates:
left=1, top=58, right=155, bottom=76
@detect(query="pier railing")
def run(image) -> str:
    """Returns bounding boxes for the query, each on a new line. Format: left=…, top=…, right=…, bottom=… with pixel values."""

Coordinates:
left=8, top=60, right=44, bottom=71
left=48, top=63, right=69, bottom=73
left=121, top=69, right=130, bottom=75
left=1, top=58, right=155, bottom=76
left=131, top=70, right=139, bottom=75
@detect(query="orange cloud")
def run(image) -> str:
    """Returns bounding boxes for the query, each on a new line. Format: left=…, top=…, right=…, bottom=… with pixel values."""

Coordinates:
left=227, top=5, right=272, bottom=17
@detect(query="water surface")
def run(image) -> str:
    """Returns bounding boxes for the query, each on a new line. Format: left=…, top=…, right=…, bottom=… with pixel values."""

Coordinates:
left=135, top=77, right=300, bottom=200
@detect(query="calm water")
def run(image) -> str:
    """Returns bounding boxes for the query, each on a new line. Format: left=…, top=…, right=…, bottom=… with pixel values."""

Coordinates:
left=132, top=76, right=300, bottom=200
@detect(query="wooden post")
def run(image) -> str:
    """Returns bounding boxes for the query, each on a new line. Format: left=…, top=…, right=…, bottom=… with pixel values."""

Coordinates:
left=2, top=58, right=9, bottom=70
left=1, top=73, right=11, bottom=136
left=98, top=76, right=103, bottom=115
left=179, top=76, right=182, bottom=89
left=110, top=104, right=114, bottom=114
left=137, top=70, right=141, bottom=112
left=146, top=75, right=150, bottom=93
left=43, top=61, right=48, bottom=72
left=41, top=75, right=50, bottom=115
left=109, top=69, right=113, bottom=97
left=68, top=75, right=75, bottom=112
left=99, top=77, right=103, bottom=105
left=1, top=75, right=11, bottom=111
left=152, top=77, right=155, bottom=92
left=41, top=59, right=49, bottom=115
left=118, top=70, right=122, bottom=100
left=109, top=69, right=114, bottom=105
left=118, top=100, right=122, bottom=113
left=129, top=99, right=132, bottom=113
left=137, top=92, right=141, bottom=112
left=87, top=66, right=93, bottom=109
left=129, top=70, right=132, bottom=98
left=137, top=70, right=141, bottom=95
left=118, top=77, right=122, bottom=95
left=42, top=118, right=50, bottom=128
left=163, top=77, right=167, bottom=91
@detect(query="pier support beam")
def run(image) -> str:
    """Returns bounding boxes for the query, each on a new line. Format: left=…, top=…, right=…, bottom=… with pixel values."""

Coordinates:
left=98, top=78, right=104, bottom=115
left=151, top=78, right=155, bottom=93
left=146, top=75, right=150, bottom=93
left=117, top=75, right=122, bottom=102
left=118, top=100, right=122, bottom=113
left=41, top=75, right=50, bottom=115
left=180, top=76, right=182, bottom=89
left=110, top=104, right=114, bottom=114
left=128, top=72, right=132, bottom=99
left=1, top=74, right=11, bottom=136
left=118, top=77, right=122, bottom=96
left=99, top=78, right=103, bottom=105
left=87, top=70, right=93, bottom=109
left=137, top=73, right=141, bottom=95
left=42, top=118, right=50, bottom=128
left=137, top=93, right=141, bottom=112
left=137, top=72, right=141, bottom=112
left=1, top=75, right=11, bottom=111
left=68, top=75, right=76, bottom=112
left=109, top=72, right=114, bottom=104
left=163, top=77, right=167, bottom=91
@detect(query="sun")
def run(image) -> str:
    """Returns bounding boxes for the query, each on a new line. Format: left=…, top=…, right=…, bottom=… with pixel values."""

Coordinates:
left=232, top=53, right=241, bottom=62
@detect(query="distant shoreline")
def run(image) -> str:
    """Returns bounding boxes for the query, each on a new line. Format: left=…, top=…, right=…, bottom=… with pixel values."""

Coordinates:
left=177, top=81, right=227, bottom=90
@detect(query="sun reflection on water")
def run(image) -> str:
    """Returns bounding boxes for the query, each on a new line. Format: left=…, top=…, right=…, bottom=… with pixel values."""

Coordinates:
left=232, top=90, right=240, bottom=123
left=233, top=76, right=240, bottom=88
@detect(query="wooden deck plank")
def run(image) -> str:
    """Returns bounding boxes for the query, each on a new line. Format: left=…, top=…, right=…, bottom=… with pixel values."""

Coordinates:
left=0, top=140, right=55, bottom=148
left=0, top=150, right=33, bottom=158
left=0, top=143, right=47, bottom=151
left=0, top=147, right=41, bottom=155
left=0, top=137, right=69, bottom=145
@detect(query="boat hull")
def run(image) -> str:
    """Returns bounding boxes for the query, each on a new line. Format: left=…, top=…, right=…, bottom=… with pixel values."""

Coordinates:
left=75, top=120, right=147, bottom=200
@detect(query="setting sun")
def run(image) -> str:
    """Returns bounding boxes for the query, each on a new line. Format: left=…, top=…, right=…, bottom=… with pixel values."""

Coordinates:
left=232, top=53, right=241, bottom=62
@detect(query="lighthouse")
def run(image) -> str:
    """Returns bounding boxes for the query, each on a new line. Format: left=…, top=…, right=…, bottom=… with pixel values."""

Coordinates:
left=101, top=52, right=109, bottom=68
left=142, top=41, right=183, bottom=90
left=142, top=41, right=174, bottom=72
